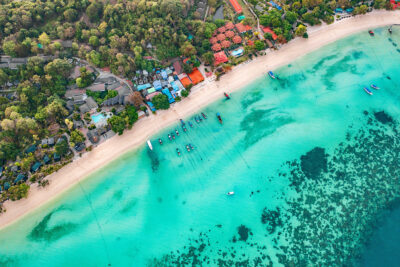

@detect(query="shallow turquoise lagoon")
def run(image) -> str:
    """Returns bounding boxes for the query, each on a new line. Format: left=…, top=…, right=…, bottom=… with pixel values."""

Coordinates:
left=1, top=27, right=400, bottom=266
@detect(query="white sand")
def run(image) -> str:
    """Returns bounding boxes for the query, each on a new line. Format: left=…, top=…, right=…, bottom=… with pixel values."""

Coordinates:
left=0, top=10, right=399, bottom=229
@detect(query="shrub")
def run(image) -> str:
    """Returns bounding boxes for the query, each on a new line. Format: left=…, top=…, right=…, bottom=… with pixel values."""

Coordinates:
left=181, top=90, right=189, bottom=97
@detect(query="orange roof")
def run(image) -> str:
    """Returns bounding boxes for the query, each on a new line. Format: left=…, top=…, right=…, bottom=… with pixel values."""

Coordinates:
left=214, top=51, right=228, bottom=66
left=229, top=0, right=242, bottom=13
left=210, top=37, right=218, bottom=44
left=225, top=30, right=235, bottom=38
left=235, top=23, right=246, bottom=33
left=212, top=43, right=222, bottom=51
left=262, top=27, right=278, bottom=40
left=218, top=26, right=226, bottom=33
left=221, top=40, right=231, bottom=48
left=225, top=22, right=235, bottom=30
left=247, top=40, right=255, bottom=46
left=180, top=76, right=192, bottom=88
left=245, top=25, right=252, bottom=31
left=188, top=68, right=204, bottom=85
left=233, top=35, right=242, bottom=44
left=217, top=33, right=226, bottom=41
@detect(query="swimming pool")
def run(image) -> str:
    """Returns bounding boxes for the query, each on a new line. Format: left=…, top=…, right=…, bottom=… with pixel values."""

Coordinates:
left=91, top=113, right=111, bottom=125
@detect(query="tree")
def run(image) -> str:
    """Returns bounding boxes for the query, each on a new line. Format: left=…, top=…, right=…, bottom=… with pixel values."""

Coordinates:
left=108, top=115, right=126, bottom=135
left=180, top=41, right=197, bottom=57
left=202, top=52, right=214, bottom=66
left=125, top=106, right=138, bottom=126
left=2, top=41, right=16, bottom=57
left=76, top=67, right=93, bottom=88
left=4, top=184, right=30, bottom=201
left=55, top=139, right=69, bottom=156
left=38, top=32, right=51, bottom=46
left=89, top=36, right=100, bottom=47
left=70, top=130, right=85, bottom=144
left=254, top=40, right=265, bottom=51
left=21, top=155, right=35, bottom=172
left=152, top=94, right=170, bottom=110
left=181, top=90, right=189, bottom=97
left=295, top=25, right=307, bottom=37
left=285, top=11, right=298, bottom=24
left=130, top=91, right=143, bottom=108
left=0, top=69, right=7, bottom=86
left=64, top=9, right=78, bottom=22
left=86, top=2, right=103, bottom=22
left=44, top=59, right=72, bottom=79
left=183, top=63, right=193, bottom=74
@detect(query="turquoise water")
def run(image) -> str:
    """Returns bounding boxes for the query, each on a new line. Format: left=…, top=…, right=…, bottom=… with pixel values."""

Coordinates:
left=1, top=27, right=400, bottom=266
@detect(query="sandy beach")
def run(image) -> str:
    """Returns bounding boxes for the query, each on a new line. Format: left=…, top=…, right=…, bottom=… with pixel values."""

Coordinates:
left=0, top=10, right=399, bottom=230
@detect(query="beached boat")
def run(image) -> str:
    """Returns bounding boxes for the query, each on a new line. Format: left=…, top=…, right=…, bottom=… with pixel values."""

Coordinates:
left=370, top=84, right=380, bottom=90
left=201, top=112, right=207, bottom=119
left=368, top=30, right=374, bottom=36
left=268, top=71, right=276, bottom=79
left=216, top=112, right=223, bottom=124
left=176, top=148, right=181, bottom=156
left=147, top=140, right=153, bottom=150
left=227, top=191, right=234, bottom=196
left=364, top=87, right=373, bottom=95
left=158, top=138, right=163, bottom=145
left=224, top=92, right=230, bottom=99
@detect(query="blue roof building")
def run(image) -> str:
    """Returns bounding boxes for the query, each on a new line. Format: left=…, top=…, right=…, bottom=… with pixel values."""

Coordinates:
left=161, top=70, right=168, bottom=80
left=269, top=1, right=282, bottom=10
left=153, top=80, right=162, bottom=91
left=147, top=101, right=156, bottom=112
left=53, top=153, right=61, bottom=162
left=170, top=81, right=180, bottom=92
left=137, top=83, right=151, bottom=90
left=162, top=88, right=175, bottom=104
left=4, top=182, right=10, bottom=190
left=14, top=174, right=25, bottom=184
left=43, top=155, right=51, bottom=164
left=26, top=144, right=37, bottom=154
left=31, top=162, right=42, bottom=173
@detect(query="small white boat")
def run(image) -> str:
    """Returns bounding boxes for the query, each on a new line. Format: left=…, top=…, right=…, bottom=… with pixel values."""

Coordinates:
left=147, top=140, right=153, bottom=150
left=227, top=191, right=235, bottom=196
left=370, top=84, right=380, bottom=90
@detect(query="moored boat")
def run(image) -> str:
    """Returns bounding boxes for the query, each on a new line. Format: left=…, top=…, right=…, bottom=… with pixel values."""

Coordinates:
left=198, top=115, right=203, bottom=122
left=182, top=125, right=187, bottom=132
left=364, top=87, right=373, bottom=95
left=268, top=71, right=276, bottom=79
left=216, top=112, right=223, bottom=124
left=188, top=121, right=193, bottom=128
left=168, top=134, right=172, bottom=140
left=186, top=144, right=191, bottom=152
left=195, top=116, right=200, bottom=123
left=224, top=92, right=230, bottom=99
left=189, top=144, right=194, bottom=150
left=180, top=119, right=185, bottom=126
left=368, top=30, right=374, bottom=36
left=175, top=129, right=179, bottom=136
left=158, top=138, right=163, bottom=145
left=370, top=84, right=380, bottom=90
left=147, top=140, right=153, bottom=150
left=176, top=148, right=181, bottom=156
left=172, top=133, right=175, bottom=139
left=201, top=112, right=207, bottom=119
left=227, top=191, right=234, bottom=196
left=389, top=26, right=393, bottom=34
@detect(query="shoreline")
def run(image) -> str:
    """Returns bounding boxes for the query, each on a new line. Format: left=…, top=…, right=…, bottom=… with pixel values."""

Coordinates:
left=0, top=10, right=399, bottom=230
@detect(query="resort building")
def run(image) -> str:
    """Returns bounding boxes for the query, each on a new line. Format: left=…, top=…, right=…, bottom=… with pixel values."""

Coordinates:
left=214, top=51, right=229, bottom=66
left=262, top=27, right=278, bottom=40
left=229, top=0, right=242, bottom=13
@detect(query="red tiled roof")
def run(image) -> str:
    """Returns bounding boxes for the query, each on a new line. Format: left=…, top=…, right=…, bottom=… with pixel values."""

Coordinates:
left=225, top=22, right=235, bottom=30
left=101, top=67, right=110, bottom=72
left=221, top=40, right=231, bottom=48
left=225, top=30, right=235, bottom=38
left=214, top=51, right=229, bottom=66
left=218, top=26, right=226, bottom=33
left=233, top=35, right=242, bottom=44
left=247, top=40, right=255, bottom=46
left=262, top=26, right=278, bottom=40
left=245, top=25, right=252, bottom=31
left=212, top=43, right=222, bottom=51
left=173, top=61, right=183, bottom=74
left=210, top=37, right=218, bottom=44
left=217, top=33, right=226, bottom=41
left=229, top=0, right=242, bottom=13
left=235, top=23, right=246, bottom=33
